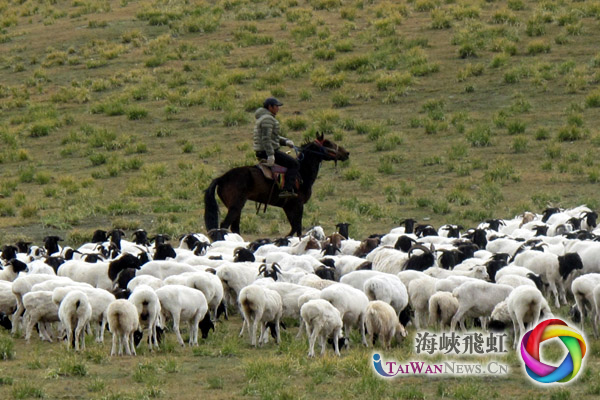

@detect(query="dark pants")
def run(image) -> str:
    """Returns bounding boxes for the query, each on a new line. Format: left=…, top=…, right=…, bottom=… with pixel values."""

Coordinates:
left=256, top=150, right=300, bottom=192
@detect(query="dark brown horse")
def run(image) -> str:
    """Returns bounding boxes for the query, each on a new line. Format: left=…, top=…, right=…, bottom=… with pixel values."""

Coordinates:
left=204, top=133, right=350, bottom=237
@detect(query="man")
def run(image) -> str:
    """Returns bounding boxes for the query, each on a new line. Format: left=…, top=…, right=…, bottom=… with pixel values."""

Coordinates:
left=253, top=97, right=299, bottom=199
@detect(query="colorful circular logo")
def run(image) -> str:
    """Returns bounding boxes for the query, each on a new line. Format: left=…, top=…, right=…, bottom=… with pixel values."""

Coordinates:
left=520, top=319, right=586, bottom=383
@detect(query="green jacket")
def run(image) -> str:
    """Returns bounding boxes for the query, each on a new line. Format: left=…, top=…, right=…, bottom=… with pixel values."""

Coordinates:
left=253, top=107, right=289, bottom=157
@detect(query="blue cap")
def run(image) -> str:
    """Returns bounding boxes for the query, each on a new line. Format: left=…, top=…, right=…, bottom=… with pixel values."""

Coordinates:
left=263, top=97, right=283, bottom=108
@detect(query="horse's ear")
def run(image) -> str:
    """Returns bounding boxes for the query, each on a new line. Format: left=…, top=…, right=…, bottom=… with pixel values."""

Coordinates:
left=316, top=132, right=324, bottom=141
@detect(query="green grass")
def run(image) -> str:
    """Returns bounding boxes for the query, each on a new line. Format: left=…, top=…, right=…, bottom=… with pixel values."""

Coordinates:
left=0, top=0, right=597, bottom=247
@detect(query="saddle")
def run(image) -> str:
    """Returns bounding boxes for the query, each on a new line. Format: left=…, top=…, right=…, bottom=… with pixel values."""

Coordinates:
left=257, top=162, right=287, bottom=180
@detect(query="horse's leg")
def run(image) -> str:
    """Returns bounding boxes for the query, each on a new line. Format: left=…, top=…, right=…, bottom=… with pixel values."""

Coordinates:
left=283, top=202, right=304, bottom=237
left=221, top=199, right=246, bottom=233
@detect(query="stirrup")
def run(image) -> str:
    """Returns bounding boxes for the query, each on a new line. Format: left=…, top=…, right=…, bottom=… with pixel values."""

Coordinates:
left=278, top=190, right=297, bottom=199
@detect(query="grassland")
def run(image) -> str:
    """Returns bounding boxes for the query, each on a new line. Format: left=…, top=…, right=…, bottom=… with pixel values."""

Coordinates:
left=0, top=0, right=599, bottom=244
left=1, top=1, right=600, bottom=397
left=1, top=309, right=600, bottom=400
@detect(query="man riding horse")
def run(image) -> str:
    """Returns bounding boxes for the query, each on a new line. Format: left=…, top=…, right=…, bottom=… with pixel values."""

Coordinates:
left=253, top=97, right=299, bottom=199
left=204, top=98, right=350, bottom=237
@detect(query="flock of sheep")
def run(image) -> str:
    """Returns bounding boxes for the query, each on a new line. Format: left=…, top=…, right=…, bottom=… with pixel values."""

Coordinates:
left=0, top=205, right=599, bottom=357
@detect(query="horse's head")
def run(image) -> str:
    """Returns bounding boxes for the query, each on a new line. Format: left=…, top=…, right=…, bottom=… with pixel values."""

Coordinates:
left=302, top=133, right=349, bottom=162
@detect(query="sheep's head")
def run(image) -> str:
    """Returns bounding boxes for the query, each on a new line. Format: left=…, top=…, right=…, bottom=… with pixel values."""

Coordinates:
left=199, top=314, right=215, bottom=339
left=8, top=259, right=28, bottom=274
left=1, top=245, right=18, bottom=261
left=234, top=247, right=255, bottom=263
left=258, top=263, right=281, bottom=280
left=193, top=241, right=211, bottom=256
left=0, top=312, right=12, bottom=331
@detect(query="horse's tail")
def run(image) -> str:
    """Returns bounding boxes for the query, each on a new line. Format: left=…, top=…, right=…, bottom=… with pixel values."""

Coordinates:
left=204, top=177, right=221, bottom=231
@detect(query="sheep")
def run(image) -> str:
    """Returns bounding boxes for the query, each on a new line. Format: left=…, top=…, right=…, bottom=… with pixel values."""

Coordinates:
left=340, top=270, right=400, bottom=290
left=300, top=299, right=344, bottom=357
left=296, top=290, right=323, bottom=339
left=424, top=265, right=489, bottom=281
left=25, top=260, right=56, bottom=275
left=363, top=275, right=408, bottom=317
left=128, top=285, right=161, bottom=350
left=495, top=274, right=538, bottom=289
left=365, top=300, right=407, bottom=349
left=257, top=262, right=308, bottom=284
left=31, top=277, right=93, bottom=293
left=490, top=286, right=553, bottom=348
left=163, top=271, right=223, bottom=320
left=0, top=259, right=28, bottom=281
left=11, top=274, right=64, bottom=334
left=238, top=284, right=283, bottom=347
left=57, top=290, right=93, bottom=351
left=451, top=281, right=513, bottom=331
left=126, top=275, right=165, bottom=292
left=107, top=299, right=139, bottom=356
left=155, top=285, right=209, bottom=346
left=592, top=284, right=600, bottom=338
left=0, top=281, right=16, bottom=316
left=571, top=273, right=600, bottom=337
left=22, top=291, right=59, bottom=343
left=428, top=291, right=459, bottom=329
left=136, top=260, right=199, bottom=280
left=408, top=276, right=438, bottom=329
left=0, top=312, right=11, bottom=331
left=57, top=260, right=112, bottom=290
left=517, top=252, right=583, bottom=308
left=216, top=262, right=262, bottom=311
left=369, top=247, right=409, bottom=274
left=43, top=236, right=63, bottom=256
left=255, top=281, right=320, bottom=321
left=320, top=283, right=368, bottom=346
left=52, top=286, right=115, bottom=343
left=297, top=274, right=336, bottom=290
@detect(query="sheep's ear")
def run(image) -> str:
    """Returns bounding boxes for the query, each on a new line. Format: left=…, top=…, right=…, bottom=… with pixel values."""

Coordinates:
left=316, top=132, right=324, bottom=141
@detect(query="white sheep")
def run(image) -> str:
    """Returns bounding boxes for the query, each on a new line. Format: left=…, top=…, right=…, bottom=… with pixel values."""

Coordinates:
left=136, top=260, right=199, bottom=280
left=107, top=299, right=139, bottom=356
left=26, top=260, right=56, bottom=275
left=255, top=281, right=320, bottom=321
left=11, top=274, right=62, bottom=334
left=128, top=285, right=161, bottom=350
left=238, top=284, right=283, bottom=347
left=22, top=291, right=59, bottom=343
left=571, top=273, right=600, bottom=337
left=592, top=284, right=600, bottom=338
left=127, top=275, right=165, bottom=292
left=57, top=290, right=93, bottom=351
left=428, top=291, right=459, bottom=329
left=216, top=262, right=262, bottom=310
left=300, top=299, right=344, bottom=357
left=407, top=276, right=438, bottom=329
left=296, top=290, right=322, bottom=339
left=495, top=275, right=537, bottom=289
left=320, top=283, right=368, bottom=346
left=52, top=285, right=115, bottom=343
left=0, top=281, right=16, bottom=316
left=57, top=260, right=112, bottom=290
left=451, top=281, right=513, bottom=331
left=491, top=286, right=553, bottom=348
left=0, top=259, right=28, bottom=281
left=164, top=271, right=223, bottom=320
left=363, top=275, right=408, bottom=317
left=365, top=300, right=407, bottom=349
left=297, top=274, right=336, bottom=290
left=155, top=285, right=208, bottom=346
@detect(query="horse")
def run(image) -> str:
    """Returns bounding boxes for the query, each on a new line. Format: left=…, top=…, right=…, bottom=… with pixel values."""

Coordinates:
left=204, top=133, right=350, bottom=237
